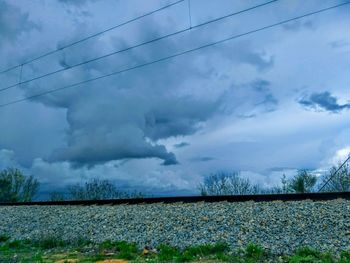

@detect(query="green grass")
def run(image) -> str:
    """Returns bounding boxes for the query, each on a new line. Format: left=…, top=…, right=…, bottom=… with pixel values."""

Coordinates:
left=0, top=237, right=350, bottom=262
left=284, top=246, right=350, bottom=263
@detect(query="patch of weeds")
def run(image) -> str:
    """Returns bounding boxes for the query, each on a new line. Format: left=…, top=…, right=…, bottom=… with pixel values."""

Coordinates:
left=8, top=240, right=23, bottom=249
left=154, top=242, right=231, bottom=262
left=244, top=243, right=266, bottom=262
left=157, top=244, right=181, bottom=261
left=295, top=247, right=321, bottom=258
left=286, top=247, right=335, bottom=263
left=31, top=236, right=91, bottom=250
left=70, top=237, right=91, bottom=248
left=179, top=242, right=230, bottom=262
left=99, top=240, right=116, bottom=250
left=33, top=237, right=68, bottom=249
left=320, top=252, right=334, bottom=263
left=338, top=251, right=350, bottom=263
left=0, top=243, right=9, bottom=252
left=116, top=241, right=138, bottom=260
left=99, top=240, right=138, bottom=260
left=32, top=252, right=44, bottom=263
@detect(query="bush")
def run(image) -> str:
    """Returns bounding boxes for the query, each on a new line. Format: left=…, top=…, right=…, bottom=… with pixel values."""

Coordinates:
left=286, top=247, right=334, bottom=263
left=98, top=240, right=137, bottom=260
left=67, top=178, right=143, bottom=200
left=245, top=243, right=265, bottom=262
left=0, top=168, right=40, bottom=202
left=157, top=244, right=181, bottom=261
left=320, top=163, right=350, bottom=192
left=198, top=172, right=261, bottom=196
left=287, top=170, right=316, bottom=193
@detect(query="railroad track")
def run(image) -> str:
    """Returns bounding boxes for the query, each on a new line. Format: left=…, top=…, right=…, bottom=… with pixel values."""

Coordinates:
left=1, top=191, right=350, bottom=206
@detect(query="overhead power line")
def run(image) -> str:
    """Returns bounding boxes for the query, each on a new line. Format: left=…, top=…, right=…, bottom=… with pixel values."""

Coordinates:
left=0, top=1, right=349, bottom=108
left=0, top=0, right=278, bottom=93
left=0, top=0, right=185, bottom=75
left=318, top=154, right=350, bottom=192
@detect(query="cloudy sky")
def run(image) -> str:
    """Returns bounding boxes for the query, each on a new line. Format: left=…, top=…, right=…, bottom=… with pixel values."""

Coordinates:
left=0, top=0, right=349, bottom=197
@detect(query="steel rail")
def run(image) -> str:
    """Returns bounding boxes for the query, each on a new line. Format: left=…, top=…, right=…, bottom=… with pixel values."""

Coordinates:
left=0, top=192, right=349, bottom=206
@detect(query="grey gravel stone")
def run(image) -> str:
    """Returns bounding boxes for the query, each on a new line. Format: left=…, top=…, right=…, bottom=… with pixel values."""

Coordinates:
left=0, top=199, right=350, bottom=254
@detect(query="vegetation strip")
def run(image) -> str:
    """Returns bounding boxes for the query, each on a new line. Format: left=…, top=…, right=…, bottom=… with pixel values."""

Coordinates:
left=1, top=237, right=350, bottom=263
left=2, top=164, right=350, bottom=205
left=1, top=199, right=349, bottom=255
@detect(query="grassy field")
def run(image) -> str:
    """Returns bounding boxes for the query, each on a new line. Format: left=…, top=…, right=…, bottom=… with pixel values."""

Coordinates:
left=1, top=235, right=350, bottom=262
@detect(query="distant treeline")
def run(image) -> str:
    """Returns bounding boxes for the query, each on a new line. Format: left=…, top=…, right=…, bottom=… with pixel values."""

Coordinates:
left=0, top=168, right=143, bottom=202
left=199, top=163, right=350, bottom=196
left=0, top=162, right=349, bottom=202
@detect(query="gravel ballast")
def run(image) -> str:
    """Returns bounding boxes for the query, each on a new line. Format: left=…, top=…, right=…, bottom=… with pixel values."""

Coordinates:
left=0, top=199, right=349, bottom=255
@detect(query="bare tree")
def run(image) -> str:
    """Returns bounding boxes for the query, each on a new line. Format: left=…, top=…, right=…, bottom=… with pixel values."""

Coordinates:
left=320, top=163, right=350, bottom=192
left=287, top=170, right=316, bottom=193
left=67, top=178, right=144, bottom=200
left=263, top=174, right=289, bottom=194
left=198, top=172, right=261, bottom=196
left=281, top=174, right=288, bottom=193
left=0, top=168, right=40, bottom=202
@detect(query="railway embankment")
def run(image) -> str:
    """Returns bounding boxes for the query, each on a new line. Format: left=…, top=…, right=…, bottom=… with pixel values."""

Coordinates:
left=1, top=198, right=350, bottom=254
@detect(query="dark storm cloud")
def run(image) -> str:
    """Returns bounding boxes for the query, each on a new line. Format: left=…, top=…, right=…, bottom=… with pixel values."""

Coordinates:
left=144, top=98, right=220, bottom=140
left=0, top=1, right=37, bottom=44
left=15, top=2, right=277, bottom=168
left=20, top=30, right=222, bottom=166
left=174, top=142, right=190, bottom=148
left=2, top=0, right=327, bottom=177
left=51, top=137, right=178, bottom=167
left=299, top=91, right=350, bottom=113
left=33, top=65, right=221, bottom=167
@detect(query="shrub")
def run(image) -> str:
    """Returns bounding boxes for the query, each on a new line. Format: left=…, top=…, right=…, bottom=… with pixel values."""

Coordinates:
left=198, top=172, right=261, bottom=196
left=287, top=170, right=317, bottom=193
left=67, top=178, right=144, bottom=200
left=0, top=168, right=39, bottom=202
left=320, top=163, right=350, bottom=192
left=244, top=243, right=265, bottom=262
left=287, top=247, right=334, bottom=263
left=157, top=244, right=181, bottom=261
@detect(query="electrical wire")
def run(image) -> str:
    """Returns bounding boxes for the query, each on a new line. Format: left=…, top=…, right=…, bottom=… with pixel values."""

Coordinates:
left=0, top=0, right=185, bottom=75
left=0, top=0, right=278, bottom=93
